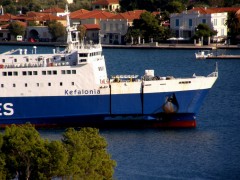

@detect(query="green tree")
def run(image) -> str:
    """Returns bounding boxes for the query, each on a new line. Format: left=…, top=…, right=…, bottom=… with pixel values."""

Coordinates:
left=0, top=134, right=6, bottom=180
left=8, top=21, right=26, bottom=37
left=48, top=21, right=66, bottom=41
left=32, top=140, right=68, bottom=179
left=2, top=124, right=45, bottom=179
left=127, top=11, right=170, bottom=43
left=0, top=124, right=116, bottom=179
left=194, top=23, right=217, bottom=41
left=77, top=25, right=86, bottom=42
left=225, top=12, right=240, bottom=44
left=166, top=0, right=185, bottom=13
left=125, top=27, right=143, bottom=44
left=62, top=127, right=116, bottom=179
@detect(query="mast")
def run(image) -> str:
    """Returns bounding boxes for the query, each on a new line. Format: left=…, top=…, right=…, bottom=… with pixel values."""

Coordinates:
left=65, top=4, right=73, bottom=52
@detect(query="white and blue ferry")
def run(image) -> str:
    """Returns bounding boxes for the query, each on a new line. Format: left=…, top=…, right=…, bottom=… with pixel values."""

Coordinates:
left=0, top=7, right=218, bottom=128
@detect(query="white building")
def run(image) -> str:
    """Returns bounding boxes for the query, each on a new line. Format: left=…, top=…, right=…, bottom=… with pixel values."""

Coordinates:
left=170, top=7, right=229, bottom=41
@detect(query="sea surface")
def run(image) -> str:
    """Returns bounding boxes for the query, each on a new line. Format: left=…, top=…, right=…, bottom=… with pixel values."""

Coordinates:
left=1, top=45, right=240, bottom=179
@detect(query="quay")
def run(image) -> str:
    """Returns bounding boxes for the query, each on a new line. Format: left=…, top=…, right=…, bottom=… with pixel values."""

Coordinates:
left=0, top=41, right=239, bottom=50
left=207, top=55, right=240, bottom=59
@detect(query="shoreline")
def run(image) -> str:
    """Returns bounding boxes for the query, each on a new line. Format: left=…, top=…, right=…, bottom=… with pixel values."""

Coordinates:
left=0, top=41, right=238, bottom=49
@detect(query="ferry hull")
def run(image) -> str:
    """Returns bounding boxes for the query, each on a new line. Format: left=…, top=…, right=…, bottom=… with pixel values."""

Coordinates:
left=0, top=89, right=209, bottom=128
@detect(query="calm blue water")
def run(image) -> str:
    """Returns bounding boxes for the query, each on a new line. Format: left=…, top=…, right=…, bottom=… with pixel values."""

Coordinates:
left=1, top=45, right=240, bottom=179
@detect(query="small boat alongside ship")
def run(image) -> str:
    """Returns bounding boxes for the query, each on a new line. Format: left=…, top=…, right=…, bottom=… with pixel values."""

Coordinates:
left=0, top=6, right=218, bottom=128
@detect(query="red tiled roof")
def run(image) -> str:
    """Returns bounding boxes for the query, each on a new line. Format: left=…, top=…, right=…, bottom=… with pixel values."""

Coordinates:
left=71, top=10, right=114, bottom=20
left=41, top=7, right=65, bottom=13
left=70, top=9, right=89, bottom=18
left=92, top=0, right=119, bottom=5
left=83, top=24, right=100, bottom=30
left=109, top=10, right=146, bottom=20
left=0, top=13, right=18, bottom=21
left=189, top=7, right=240, bottom=14
left=26, top=11, right=46, bottom=17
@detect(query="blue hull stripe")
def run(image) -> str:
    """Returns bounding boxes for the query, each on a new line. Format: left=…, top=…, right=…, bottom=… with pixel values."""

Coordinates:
left=0, top=89, right=209, bottom=125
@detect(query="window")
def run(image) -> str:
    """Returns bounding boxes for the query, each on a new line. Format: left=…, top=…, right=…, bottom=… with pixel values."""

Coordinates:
left=8, top=72, right=12, bottom=76
left=60, top=82, right=63, bottom=86
left=42, top=71, right=46, bottom=75
left=222, top=18, right=225, bottom=25
left=53, top=70, right=57, bottom=75
left=98, top=67, right=104, bottom=71
left=14, top=59, right=17, bottom=62
left=2, top=72, right=7, bottom=76
left=175, top=19, right=179, bottom=27
left=37, top=83, right=40, bottom=87
left=1, top=84, right=4, bottom=88
left=23, top=71, right=27, bottom=76
left=122, top=24, right=125, bottom=30
left=179, top=81, right=191, bottom=84
left=48, top=83, right=51, bottom=86
left=25, top=83, right=27, bottom=87
left=2, top=59, right=5, bottom=63
left=71, top=82, right=74, bottom=86
left=103, top=23, right=106, bottom=30
left=67, top=70, right=71, bottom=74
left=80, top=59, right=87, bottom=63
left=221, top=29, right=224, bottom=36
left=202, top=19, right=206, bottom=24
left=189, top=19, right=192, bottom=27
left=47, top=71, right=52, bottom=75
left=72, top=70, right=76, bottom=74
left=214, top=19, right=217, bottom=25
left=33, top=71, right=38, bottom=75
left=79, top=53, right=88, bottom=57
left=110, top=24, right=113, bottom=31
left=13, top=83, right=16, bottom=87
left=61, top=70, right=65, bottom=74
left=28, top=71, right=32, bottom=75
left=13, top=71, right=18, bottom=76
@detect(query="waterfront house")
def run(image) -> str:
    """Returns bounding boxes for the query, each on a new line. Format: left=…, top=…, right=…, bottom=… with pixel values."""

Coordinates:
left=99, top=10, right=145, bottom=44
left=170, top=7, right=240, bottom=42
left=83, top=24, right=101, bottom=43
left=70, top=9, right=114, bottom=42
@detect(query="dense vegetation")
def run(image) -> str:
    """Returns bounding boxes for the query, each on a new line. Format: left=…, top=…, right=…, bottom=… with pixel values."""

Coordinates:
left=125, top=11, right=171, bottom=42
left=1, top=0, right=240, bottom=15
left=0, top=124, right=116, bottom=179
left=1, top=0, right=240, bottom=43
left=119, top=0, right=240, bottom=12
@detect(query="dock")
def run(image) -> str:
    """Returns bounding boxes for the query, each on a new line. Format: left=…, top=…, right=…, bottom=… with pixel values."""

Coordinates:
left=206, top=55, right=240, bottom=59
